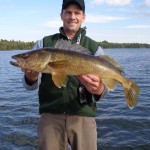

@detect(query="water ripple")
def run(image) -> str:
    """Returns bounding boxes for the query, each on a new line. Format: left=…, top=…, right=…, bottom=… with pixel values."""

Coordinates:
left=1, top=49, right=150, bottom=149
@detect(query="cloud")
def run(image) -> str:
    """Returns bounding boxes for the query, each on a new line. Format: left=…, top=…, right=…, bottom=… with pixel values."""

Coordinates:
left=133, top=11, right=150, bottom=17
left=42, top=15, right=126, bottom=28
left=86, top=14, right=126, bottom=23
left=143, top=0, right=150, bottom=6
left=91, top=0, right=132, bottom=6
left=43, top=20, right=62, bottom=28
left=126, top=25, right=150, bottom=29
left=91, top=0, right=104, bottom=4
left=0, top=0, right=12, bottom=2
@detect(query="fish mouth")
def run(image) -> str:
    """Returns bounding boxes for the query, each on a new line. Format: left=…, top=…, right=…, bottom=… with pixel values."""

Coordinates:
left=10, top=61, right=20, bottom=67
left=10, top=56, right=21, bottom=67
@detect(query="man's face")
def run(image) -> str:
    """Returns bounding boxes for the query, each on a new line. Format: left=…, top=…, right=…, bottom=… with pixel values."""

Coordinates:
left=61, top=4, right=85, bottom=34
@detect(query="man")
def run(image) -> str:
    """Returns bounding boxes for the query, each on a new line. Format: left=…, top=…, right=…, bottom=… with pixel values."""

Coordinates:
left=22, top=0, right=108, bottom=150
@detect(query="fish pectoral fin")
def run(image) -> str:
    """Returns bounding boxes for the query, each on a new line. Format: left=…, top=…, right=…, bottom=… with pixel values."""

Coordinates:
left=52, top=73, right=68, bottom=88
left=102, top=78, right=117, bottom=91
left=48, top=60, right=69, bottom=69
left=99, top=55, right=124, bottom=73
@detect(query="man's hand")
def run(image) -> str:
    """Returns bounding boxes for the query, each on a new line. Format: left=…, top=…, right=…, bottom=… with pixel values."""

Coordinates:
left=21, top=68, right=39, bottom=85
left=76, top=74, right=104, bottom=95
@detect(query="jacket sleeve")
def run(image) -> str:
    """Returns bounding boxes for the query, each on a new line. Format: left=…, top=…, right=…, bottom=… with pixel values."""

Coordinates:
left=32, top=39, right=43, bottom=50
left=92, top=84, right=109, bottom=102
left=94, top=45, right=104, bottom=56
left=22, top=74, right=42, bottom=90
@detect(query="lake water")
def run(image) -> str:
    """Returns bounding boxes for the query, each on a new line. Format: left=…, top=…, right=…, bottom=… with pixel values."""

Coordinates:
left=0, top=48, right=150, bottom=150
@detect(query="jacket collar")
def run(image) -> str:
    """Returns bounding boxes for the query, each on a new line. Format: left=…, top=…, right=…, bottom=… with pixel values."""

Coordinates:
left=59, top=27, right=86, bottom=43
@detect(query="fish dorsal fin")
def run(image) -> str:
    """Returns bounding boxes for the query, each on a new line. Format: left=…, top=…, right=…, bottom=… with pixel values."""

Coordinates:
left=99, top=55, right=124, bottom=73
left=54, top=39, right=91, bottom=55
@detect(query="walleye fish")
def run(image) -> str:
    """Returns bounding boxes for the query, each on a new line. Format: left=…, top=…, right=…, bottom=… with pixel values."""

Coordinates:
left=10, top=39, right=139, bottom=109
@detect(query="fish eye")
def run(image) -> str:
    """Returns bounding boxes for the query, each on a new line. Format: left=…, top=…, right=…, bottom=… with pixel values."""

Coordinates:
left=22, top=53, right=29, bottom=59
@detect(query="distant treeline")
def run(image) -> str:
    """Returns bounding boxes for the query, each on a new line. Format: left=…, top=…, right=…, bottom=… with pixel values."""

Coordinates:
left=0, top=39, right=35, bottom=50
left=0, top=39, right=150, bottom=50
left=99, top=40, right=150, bottom=49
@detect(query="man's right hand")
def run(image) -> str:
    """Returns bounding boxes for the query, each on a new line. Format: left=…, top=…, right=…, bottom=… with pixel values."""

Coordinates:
left=21, top=68, right=39, bottom=85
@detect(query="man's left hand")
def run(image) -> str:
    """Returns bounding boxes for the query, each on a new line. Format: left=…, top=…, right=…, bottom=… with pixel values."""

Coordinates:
left=76, top=74, right=104, bottom=95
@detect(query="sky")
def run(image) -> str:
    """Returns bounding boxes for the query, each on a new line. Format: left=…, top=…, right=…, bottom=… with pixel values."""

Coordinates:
left=0, top=0, right=150, bottom=44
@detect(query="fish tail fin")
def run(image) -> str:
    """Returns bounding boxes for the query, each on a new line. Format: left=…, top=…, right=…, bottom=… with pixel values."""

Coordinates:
left=124, top=80, right=140, bottom=109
